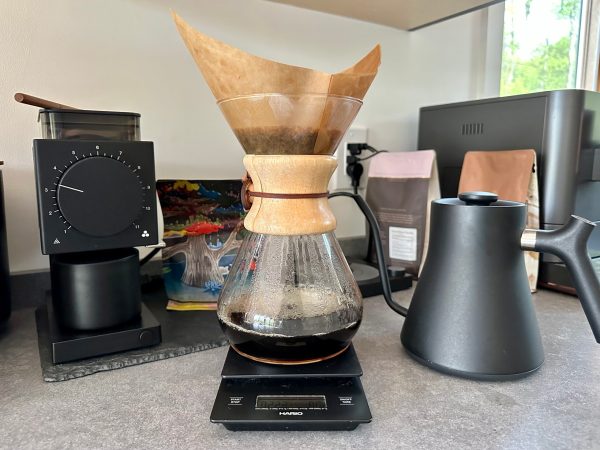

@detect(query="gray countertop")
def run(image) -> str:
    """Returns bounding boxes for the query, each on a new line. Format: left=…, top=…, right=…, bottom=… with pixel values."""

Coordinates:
left=2, top=287, right=600, bottom=449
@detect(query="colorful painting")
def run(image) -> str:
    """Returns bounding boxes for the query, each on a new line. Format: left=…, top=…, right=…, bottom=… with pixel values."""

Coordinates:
left=157, top=180, right=245, bottom=310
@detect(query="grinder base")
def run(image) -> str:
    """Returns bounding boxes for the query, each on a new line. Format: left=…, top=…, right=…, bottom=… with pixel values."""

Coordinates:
left=42, top=301, right=161, bottom=364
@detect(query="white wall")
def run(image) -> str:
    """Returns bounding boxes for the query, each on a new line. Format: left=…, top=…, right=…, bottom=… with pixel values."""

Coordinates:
left=0, top=0, right=501, bottom=273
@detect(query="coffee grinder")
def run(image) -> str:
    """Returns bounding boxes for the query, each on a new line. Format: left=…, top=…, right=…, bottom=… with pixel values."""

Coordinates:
left=32, top=108, right=161, bottom=364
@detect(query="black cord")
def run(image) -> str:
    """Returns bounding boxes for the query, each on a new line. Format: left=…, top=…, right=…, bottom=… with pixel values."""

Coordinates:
left=328, top=192, right=408, bottom=317
left=356, top=150, right=387, bottom=162
left=140, top=248, right=161, bottom=266
left=356, top=145, right=388, bottom=161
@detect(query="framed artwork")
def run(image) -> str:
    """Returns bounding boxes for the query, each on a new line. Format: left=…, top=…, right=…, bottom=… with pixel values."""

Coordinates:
left=157, top=180, right=245, bottom=310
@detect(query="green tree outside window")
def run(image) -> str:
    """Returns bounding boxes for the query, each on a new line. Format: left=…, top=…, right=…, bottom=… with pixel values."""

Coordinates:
left=500, top=0, right=582, bottom=96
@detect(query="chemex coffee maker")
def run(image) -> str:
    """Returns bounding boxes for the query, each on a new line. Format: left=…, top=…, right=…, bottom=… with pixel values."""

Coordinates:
left=173, top=13, right=383, bottom=431
left=29, top=102, right=161, bottom=364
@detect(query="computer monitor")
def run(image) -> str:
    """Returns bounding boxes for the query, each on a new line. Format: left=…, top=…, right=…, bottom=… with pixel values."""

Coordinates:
left=417, top=89, right=600, bottom=290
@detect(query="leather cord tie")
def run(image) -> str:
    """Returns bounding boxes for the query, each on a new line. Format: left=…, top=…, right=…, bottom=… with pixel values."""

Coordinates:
left=241, top=172, right=253, bottom=211
left=241, top=172, right=328, bottom=211
left=248, top=191, right=329, bottom=199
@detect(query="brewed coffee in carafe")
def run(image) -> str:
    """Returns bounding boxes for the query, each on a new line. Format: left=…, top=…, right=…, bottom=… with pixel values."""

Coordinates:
left=173, top=13, right=381, bottom=364
left=218, top=232, right=362, bottom=363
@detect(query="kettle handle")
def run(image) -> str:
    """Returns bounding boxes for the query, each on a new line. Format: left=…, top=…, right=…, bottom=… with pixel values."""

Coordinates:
left=522, top=215, right=600, bottom=343
left=329, top=192, right=408, bottom=316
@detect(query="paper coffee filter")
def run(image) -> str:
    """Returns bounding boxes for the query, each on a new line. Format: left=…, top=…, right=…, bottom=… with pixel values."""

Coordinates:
left=172, top=12, right=380, bottom=100
left=172, top=12, right=381, bottom=154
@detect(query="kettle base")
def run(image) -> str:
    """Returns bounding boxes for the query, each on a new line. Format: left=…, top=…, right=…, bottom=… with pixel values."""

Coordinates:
left=403, top=347, right=544, bottom=381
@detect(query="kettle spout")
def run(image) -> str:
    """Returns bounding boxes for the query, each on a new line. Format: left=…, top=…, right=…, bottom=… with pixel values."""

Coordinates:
left=522, top=216, right=600, bottom=343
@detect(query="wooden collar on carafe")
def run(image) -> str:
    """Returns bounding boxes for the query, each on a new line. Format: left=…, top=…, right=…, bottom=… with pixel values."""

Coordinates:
left=241, top=154, right=337, bottom=235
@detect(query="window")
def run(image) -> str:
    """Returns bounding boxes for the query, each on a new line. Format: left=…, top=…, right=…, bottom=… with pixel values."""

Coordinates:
left=500, top=0, right=583, bottom=95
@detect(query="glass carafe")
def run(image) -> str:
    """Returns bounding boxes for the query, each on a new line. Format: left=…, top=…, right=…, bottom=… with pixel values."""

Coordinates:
left=215, top=94, right=365, bottom=364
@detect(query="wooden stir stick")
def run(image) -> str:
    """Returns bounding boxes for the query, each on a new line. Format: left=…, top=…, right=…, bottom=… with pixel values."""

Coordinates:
left=14, top=93, right=77, bottom=110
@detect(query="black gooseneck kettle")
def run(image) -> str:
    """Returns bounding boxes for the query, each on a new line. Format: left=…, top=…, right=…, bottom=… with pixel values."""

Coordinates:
left=396, top=192, right=600, bottom=380
left=334, top=191, right=600, bottom=380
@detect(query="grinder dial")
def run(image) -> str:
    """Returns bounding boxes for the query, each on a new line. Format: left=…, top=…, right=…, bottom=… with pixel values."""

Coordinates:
left=56, top=156, right=144, bottom=237
left=34, top=139, right=157, bottom=254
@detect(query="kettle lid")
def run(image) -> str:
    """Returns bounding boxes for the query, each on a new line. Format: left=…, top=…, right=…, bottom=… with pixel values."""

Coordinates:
left=433, top=191, right=525, bottom=208
left=458, top=191, right=498, bottom=206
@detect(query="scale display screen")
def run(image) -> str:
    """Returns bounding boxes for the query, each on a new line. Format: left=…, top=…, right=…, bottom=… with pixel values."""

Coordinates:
left=255, top=395, right=327, bottom=410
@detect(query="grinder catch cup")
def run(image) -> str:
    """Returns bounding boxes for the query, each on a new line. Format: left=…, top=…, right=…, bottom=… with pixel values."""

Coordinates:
left=394, top=192, right=600, bottom=380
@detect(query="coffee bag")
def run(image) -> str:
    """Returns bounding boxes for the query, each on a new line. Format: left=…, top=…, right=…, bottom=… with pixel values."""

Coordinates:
left=366, top=150, right=440, bottom=277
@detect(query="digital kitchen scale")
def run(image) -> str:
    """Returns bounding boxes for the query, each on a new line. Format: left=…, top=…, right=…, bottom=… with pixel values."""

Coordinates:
left=210, top=344, right=371, bottom=431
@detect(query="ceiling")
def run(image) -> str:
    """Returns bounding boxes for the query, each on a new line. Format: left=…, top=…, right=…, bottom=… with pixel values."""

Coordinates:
left=266, top=0, right=502, bottom=31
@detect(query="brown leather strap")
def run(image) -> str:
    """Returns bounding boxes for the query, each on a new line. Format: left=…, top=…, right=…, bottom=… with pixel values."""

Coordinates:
left=241, top=172, right=253, bottom=210
left=248, top=191, right=329, bottom=199
left=241, top=172, right=329, bottom=211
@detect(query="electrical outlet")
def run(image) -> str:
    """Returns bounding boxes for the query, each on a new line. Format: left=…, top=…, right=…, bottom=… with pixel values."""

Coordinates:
left=331, top=126, right=368, bottom=191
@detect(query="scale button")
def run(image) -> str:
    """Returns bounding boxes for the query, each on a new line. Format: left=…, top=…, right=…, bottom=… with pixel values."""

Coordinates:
left=228, top=396, right=243, bottom=406
left=339, top=396, right=354, bottom=406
